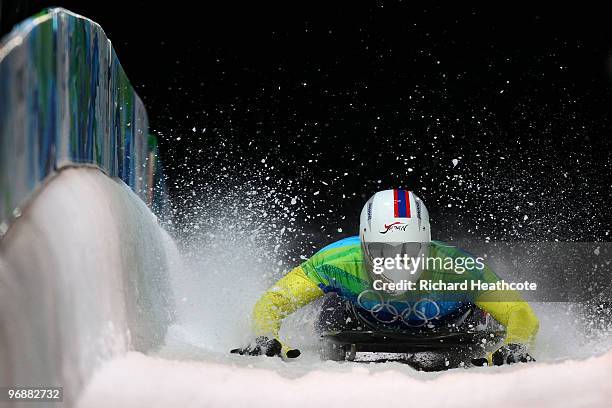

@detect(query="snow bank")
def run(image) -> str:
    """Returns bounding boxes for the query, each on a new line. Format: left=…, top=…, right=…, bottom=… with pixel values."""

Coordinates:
left=77, top=350, right=612, bottom=408
left=0, top=168, right=176, bottom=405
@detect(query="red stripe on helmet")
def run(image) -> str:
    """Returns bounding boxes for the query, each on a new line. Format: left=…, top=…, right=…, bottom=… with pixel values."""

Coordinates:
left=404, top=190, right=411, bottom=218
left=393, top=189, right=399, bottom=217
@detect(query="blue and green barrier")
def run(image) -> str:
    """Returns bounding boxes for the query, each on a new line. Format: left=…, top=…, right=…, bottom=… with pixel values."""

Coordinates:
left=0, top=7, right=165, bottom=233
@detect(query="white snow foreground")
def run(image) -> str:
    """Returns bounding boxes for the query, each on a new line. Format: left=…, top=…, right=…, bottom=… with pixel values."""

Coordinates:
left=78, top=351, right=612, bottom=408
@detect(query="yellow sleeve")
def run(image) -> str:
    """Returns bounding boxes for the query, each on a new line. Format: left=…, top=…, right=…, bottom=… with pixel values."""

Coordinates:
left=252, top=265, right=325, bottom=345
left=475, top=290, right=539, bottom=346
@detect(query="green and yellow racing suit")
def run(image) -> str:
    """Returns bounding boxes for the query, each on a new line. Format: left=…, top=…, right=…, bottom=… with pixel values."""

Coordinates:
left=252, top=236, right=539, bottom=358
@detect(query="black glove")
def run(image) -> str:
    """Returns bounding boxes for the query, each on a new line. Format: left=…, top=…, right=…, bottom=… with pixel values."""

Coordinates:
left=230, top=336, right=301, bottom=358
left=472, top=343, right=535, bottom=367
left=491, top=343, right=535, bottom=365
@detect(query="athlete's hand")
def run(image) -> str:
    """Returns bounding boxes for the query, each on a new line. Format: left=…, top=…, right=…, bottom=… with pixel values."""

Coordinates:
left=471, top=343, right=535, bottom=366
left=230, top=336, right=301, bottom=359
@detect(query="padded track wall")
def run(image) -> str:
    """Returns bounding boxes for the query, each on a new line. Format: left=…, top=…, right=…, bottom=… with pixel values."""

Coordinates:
left=0, top=7, right=164, bottom=233
left=0, top=8, right=173, bottom=406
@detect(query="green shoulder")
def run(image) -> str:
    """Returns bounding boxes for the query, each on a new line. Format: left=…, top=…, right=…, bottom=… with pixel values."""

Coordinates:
left=428, top=240, right=499, bottom=281
left=300, top=236, right=365, bottom=286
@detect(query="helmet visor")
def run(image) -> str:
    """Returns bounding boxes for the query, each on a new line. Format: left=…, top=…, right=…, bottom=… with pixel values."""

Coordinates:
left=362, top=241, right=428, bottom=289
left=363, top=242, right=423, bottom=262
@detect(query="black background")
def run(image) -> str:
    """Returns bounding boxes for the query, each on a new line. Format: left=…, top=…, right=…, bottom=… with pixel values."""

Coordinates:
left=2, top=2, right=611, bottom=244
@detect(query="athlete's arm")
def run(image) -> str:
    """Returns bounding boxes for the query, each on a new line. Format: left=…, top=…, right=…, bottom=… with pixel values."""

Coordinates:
left=251, top=265, right=325, bottom=355
left=466, top=255, right=539, bottom=365
left=475, top=290, right=539, bottom=346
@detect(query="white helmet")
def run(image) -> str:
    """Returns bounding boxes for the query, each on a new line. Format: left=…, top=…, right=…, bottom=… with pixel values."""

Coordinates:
left=359, top=189, right=431, bottom=287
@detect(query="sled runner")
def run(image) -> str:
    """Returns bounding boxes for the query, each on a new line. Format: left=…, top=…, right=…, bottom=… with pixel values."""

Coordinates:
left=319, top=328, right=505, bottom=370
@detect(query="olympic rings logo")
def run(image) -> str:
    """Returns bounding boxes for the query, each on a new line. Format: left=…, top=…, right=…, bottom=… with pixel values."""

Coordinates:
left=356, top=290, right=441, bottom=327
